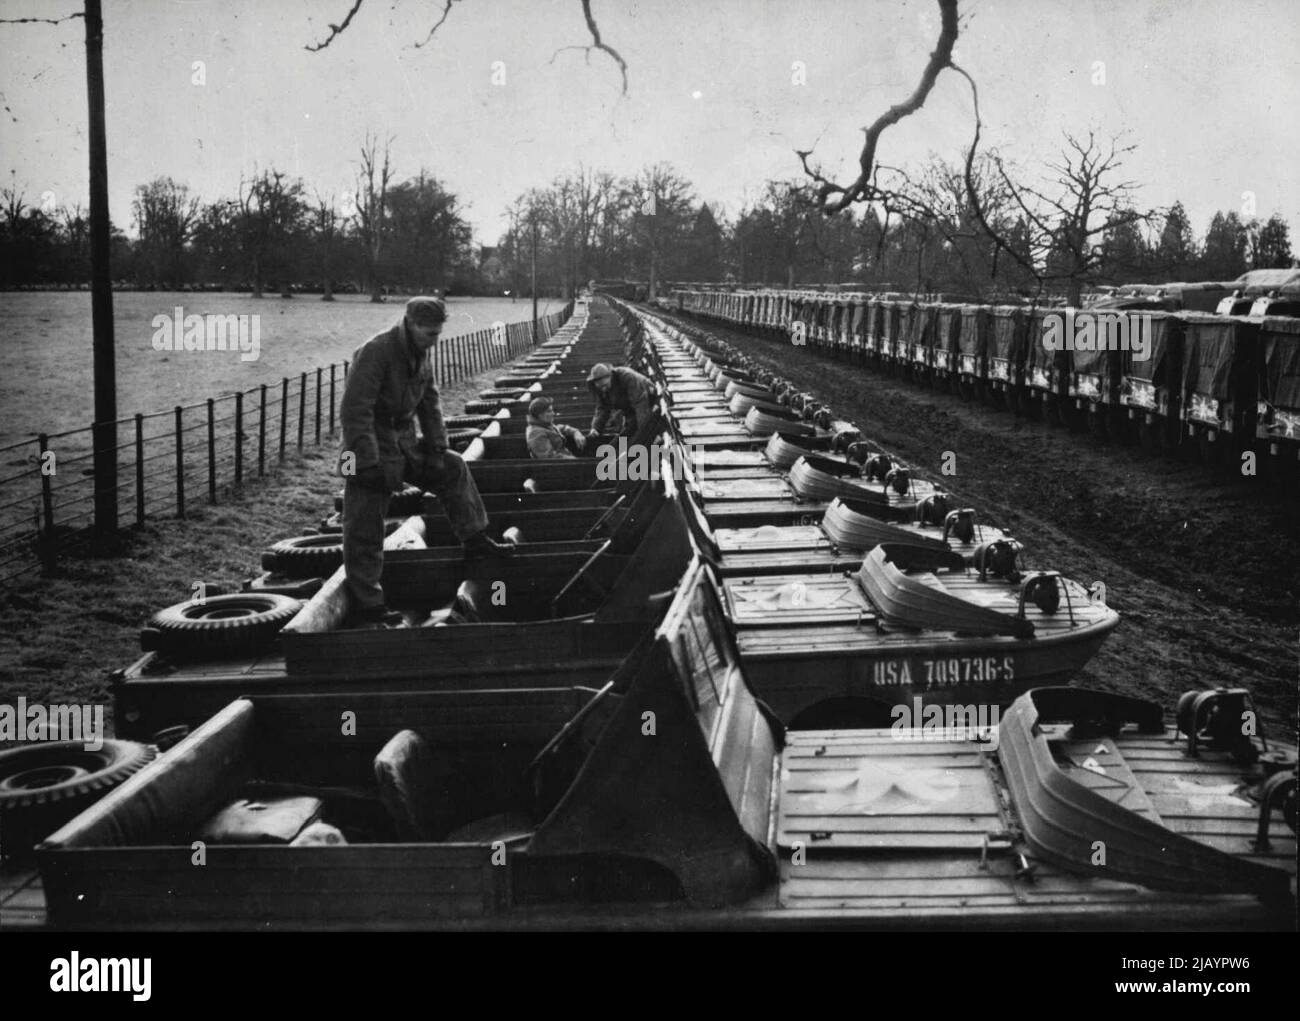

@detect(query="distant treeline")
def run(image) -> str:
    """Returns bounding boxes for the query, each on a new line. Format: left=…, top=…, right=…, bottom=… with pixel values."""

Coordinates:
left=2, top=153, right=1294, bottom=300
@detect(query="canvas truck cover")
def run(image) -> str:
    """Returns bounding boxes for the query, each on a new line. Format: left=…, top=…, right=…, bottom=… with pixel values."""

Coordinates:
left=988, top=305, right=1027, bottom=362
left=1179, top=313, right=1242, bottom=402
left=879, top=299, right=903, bottom=349
left=863, top=298, right=883, bottom=347
left=829, top=298, right=846, bottom=335
left=1067, top=310, right=1126, bottom=389
left=1023, top=306, right=1057, bottom=379
left=848, top=297, right=868, bottom=341
left=958, top=305, right=990, bottom=357
left=1233, top=268, right=1300, bottom=294
left=934, top=303, right=963, bottom=356
left=898, top=302, right=928, bottom=351
left=794, top=294, right=814, bottom=329
left=1260, top=316, right=1300, bottom=415
left=825, top=298, right=844, bottom=338
left=1121, top=311, right=1176, bottom=384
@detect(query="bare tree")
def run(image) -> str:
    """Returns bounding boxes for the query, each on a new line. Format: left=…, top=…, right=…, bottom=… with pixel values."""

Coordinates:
left=535, top=166, right=618, bottom=297
left=237, top=169, right=307, bottom=298
left=352, top=133, right=394, bottom=302
left=386, top=169, right=474, bottom=292
left=898, top=153, right=1024, bottom=295
left=988, top=130, right=1156, bottom=303
left=1, top=185, right=27, bottom=232
left=132, top=176, right=201, bottom=289
left=625, top=164, right=695, bottom=299
left=59, top=201, right=90, bottom=282
left=312, top=191, right=340, bottom=300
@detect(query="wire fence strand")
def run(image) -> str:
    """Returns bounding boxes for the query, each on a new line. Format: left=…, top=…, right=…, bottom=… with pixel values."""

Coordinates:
left=0, top=303, right=572, bottom=583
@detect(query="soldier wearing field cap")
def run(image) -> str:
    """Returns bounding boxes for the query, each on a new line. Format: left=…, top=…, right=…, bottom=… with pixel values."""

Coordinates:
left=338, top=295, right=512, bottom=627
left=587, top=362, right=656, bottom=439
left=526, top=395, right=587, bottom=459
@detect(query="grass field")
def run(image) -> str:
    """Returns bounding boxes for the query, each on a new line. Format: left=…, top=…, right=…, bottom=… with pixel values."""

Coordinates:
left=0, top=292, right=564, bottom=450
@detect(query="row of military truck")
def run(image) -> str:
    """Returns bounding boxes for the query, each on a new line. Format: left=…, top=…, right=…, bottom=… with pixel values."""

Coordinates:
left=665, top=272, right=1300, bottom=481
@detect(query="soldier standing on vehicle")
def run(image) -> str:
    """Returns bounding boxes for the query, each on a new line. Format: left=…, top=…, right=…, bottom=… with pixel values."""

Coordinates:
left=587, top=362, right=657, bottom=440
left=338, top=296, right=513, bottom=627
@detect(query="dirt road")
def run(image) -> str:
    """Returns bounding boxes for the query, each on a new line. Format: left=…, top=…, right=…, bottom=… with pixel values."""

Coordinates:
left=660, top=309, right=1299, bottom=741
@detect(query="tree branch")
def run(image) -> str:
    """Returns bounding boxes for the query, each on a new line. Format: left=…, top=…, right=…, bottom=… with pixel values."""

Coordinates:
left=414, top=0, right=463, bottom=49
left=0, top=12, right=83, bottom=26
left=551, top=0, right=628, bottom=95
left=305, top=0, right=364, bottom=52
left=799, top=0, right=959, bottom=213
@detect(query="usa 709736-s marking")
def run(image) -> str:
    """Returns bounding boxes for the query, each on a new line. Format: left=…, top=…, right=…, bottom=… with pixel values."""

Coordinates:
left=870, top=656, right=1015, bottom=688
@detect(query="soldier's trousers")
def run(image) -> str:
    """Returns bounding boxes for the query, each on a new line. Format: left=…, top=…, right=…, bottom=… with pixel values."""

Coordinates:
left=342, top=449, right=489, bottom=611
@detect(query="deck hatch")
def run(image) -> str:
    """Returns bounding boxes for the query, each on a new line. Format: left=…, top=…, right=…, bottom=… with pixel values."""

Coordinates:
left=699, top=477, right=794, bottom=501
left=777, top=731, right=1002, bottom=851
left=723, top=573, right=873, bottom=627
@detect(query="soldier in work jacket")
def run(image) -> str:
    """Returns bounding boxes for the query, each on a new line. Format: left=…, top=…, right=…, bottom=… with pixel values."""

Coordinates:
left=587, top=362, right=656, bottom=438
left=338, top=296, right=513, bottom=626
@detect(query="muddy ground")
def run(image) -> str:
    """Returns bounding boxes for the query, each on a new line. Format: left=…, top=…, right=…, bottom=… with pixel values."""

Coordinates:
left=659, top=309, right=1299, bottom=742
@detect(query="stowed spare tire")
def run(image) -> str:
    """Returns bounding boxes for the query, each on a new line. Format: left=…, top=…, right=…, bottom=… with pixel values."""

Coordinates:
left=142, top=592, right=302, bottom=659
left=0, top=740, right=157, bottom=860
left=447, top=428, right=482, bottom=452
left=264, top=534, right=345, bottom=579
left=444, top=414, right=494, bottom=430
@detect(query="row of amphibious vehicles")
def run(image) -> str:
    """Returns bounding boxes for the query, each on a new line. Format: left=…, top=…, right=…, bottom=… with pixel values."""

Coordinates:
left=0, top=296, right=1293, bottom=930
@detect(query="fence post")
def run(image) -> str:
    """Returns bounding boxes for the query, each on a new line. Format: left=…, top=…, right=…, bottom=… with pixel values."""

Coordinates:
left=315, top=367, right=322, bottom=445
left=279, top=378, right=289, bottom=459
left=37, top=432, right=55, bottom=571
left=329, top=365, right=336, bottom=435
left=297, top=373, right=306, bottom=451
left=234, top=392, right=244, bottom=485
left=207, top=398, right=217, bottom=503
left=134, top=414, right=145, bottom=526
left=258, top=384, right=267, bottom=476
left=174, top=406, right=185, bottom=518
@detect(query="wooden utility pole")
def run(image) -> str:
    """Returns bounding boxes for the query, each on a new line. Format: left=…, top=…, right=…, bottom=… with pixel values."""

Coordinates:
left=530, top=211, right=538, bottom=341
left=86, top=0, right=117, bottom=531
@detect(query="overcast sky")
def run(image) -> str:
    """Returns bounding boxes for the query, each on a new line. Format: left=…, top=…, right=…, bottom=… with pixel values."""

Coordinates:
left=2, top=0, right=1297, bottom=247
